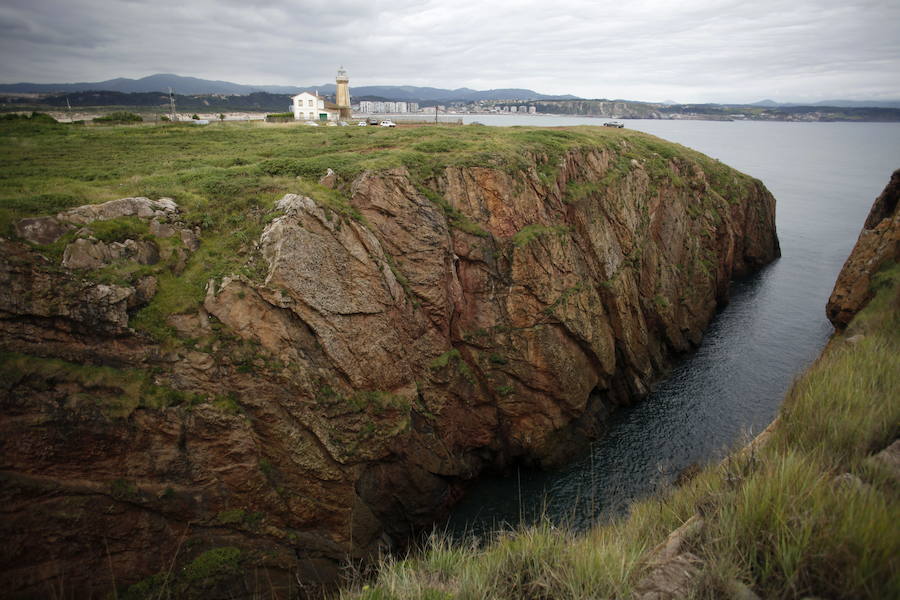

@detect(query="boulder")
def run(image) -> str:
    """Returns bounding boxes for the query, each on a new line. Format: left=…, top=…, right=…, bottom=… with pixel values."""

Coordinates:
left=149, top=218, right=176, bottom=238
left=14, top=216, right=73, bottom=245
left=319, top=167, right=337, bottom=188
left=61, top=238, right=159, bottom=269
left=61, top=237, right=113, bottom=269
left=180, top=227, right=201, bottom=251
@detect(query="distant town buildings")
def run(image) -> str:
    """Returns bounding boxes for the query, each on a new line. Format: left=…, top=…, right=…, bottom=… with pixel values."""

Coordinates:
left=350, top=99, right=539, bottom=116
left=491, top=104, right=537, bottom=113
left=357, top=100, right=419, bottom=114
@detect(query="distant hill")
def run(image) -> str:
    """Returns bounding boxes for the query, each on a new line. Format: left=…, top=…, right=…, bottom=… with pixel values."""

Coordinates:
left=0, top=90, right=295, bottom=112
left=751, top=98, right=900, bottom=109
left=0, top=74, right=276, bottom=96
left=0, top=73, right=579, bottom=102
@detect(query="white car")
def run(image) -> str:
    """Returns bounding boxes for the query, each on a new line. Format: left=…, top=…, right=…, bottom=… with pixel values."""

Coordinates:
left=357, top=121, right=367, bottom=126
left=304, top=121, right=320, bottom=127
left=380, top=120, right=397, bottom=127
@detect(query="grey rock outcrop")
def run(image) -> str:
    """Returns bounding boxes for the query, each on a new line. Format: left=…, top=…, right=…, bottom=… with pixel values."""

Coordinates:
left=61, top=237, right=160, bottom=269
left=15, top=196, right=187, bottom=246
left=62, top=196, right=178, bottom=225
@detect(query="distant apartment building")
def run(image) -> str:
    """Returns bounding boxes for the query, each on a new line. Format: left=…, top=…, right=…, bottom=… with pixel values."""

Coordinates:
left=358, top=100, right=418, bottom=114
left=529, top=106, right=537, bottom=114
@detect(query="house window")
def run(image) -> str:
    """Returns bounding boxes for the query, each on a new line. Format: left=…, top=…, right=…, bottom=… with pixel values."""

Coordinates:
left=308, top=99, right=314, bottom=107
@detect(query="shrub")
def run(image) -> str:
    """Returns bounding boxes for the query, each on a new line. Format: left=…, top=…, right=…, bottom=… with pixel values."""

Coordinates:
left=93, top=111, right=143, bottom=124
left=265, top=112, right=294, bottom=122
left=0, top=112, right=59, bottom=130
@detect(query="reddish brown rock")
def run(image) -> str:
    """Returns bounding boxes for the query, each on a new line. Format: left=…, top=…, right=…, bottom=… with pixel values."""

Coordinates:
left=827, top=169, right=900, bottom=328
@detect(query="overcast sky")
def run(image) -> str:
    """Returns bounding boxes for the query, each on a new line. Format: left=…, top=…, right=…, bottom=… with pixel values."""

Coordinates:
left=1, top=0, right=898, bottom=103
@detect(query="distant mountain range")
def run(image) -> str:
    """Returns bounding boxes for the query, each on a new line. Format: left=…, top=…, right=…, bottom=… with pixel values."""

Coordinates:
left=0, top=73, right=579, bottom=102
left=749, top=98, right=900, bottom=109
left=3, top=73, right=898, bottom=110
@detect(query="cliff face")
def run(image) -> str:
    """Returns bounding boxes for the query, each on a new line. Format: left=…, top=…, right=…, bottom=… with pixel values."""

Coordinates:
left=0, top=141, right=779, bottom=595
left=827, top=168, right=900, bottom=327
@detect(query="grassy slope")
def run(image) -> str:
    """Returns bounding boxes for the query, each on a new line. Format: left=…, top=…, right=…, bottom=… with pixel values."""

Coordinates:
left=0, top=115, right=752, bottom=345
left=340, top=263, right=900, bottom=600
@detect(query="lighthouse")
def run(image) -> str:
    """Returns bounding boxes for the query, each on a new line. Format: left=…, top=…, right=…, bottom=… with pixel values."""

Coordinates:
left=335, top=66, right=351, bottom=120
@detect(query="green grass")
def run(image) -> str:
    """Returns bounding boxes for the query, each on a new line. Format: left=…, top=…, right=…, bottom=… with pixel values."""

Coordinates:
left=511, top=224, right=570, bottom=248
left=0, top=117, right=702, bottom=238
left=429, top=349, right=463, bottom=370
left=93, top=111, right=143, bottom=124
left=0, top=351, right=209, bottom=417
left=339, top=263, right=900, bottom=599
left=123, top=546, right=244, bottom=600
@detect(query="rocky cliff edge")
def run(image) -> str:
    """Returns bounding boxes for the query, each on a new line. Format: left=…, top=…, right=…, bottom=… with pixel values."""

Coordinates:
left=0, top=132, right=779, bottom=596
left=827, top=168, right=900, bottom=327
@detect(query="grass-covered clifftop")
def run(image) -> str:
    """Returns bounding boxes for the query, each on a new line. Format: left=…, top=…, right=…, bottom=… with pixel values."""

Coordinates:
left=0, top=114, right=748, bottom=231
left=0, top=114, right=758, bottom=345
left=339, top=262, right=900, bottom=599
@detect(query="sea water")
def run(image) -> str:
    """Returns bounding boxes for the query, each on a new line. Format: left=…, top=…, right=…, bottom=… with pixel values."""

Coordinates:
left=446, top=116, right=900, bottom=534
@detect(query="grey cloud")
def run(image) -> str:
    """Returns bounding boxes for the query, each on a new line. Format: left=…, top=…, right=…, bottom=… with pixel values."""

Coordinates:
left=1, top=0, right=898, bottom=103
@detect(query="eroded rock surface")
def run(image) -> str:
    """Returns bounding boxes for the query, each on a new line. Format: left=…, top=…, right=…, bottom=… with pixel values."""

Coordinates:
left=827, top=169, right=900, bottom=327
left=62, top=237, right=160, bottom=269
left=1, top=148, right=779, bottom=596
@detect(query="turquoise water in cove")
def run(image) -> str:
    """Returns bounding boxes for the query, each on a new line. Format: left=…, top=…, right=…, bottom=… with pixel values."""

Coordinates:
left=446, top=115, right=900, bottom=535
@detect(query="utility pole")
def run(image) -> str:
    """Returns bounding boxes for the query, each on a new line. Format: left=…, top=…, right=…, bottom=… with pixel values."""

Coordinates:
left=168, top=88, right=177, bottom=122
left=65, top=96, right=72, bottom=122
left=435, top=105, right=438, bottom=124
